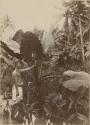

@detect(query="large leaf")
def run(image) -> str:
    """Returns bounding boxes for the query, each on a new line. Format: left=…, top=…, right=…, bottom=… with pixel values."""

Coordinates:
left=43, top=102, right=65, bottom=119
left=7, top=40, right=20, bottom=53
left=0, top=40, right=21, bottom=59
left=63, top=79, right=89, bottom=91
left=77, top=113, right=88, bottom=121
left=63, top=70, right=90, bottom=91
left=68, top=113, right=88, bottom=124
left=63, top=70, right=90, bottom=80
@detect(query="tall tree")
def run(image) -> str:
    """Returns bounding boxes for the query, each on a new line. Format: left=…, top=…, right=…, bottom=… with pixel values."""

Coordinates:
left=64, top=1, right=89, bottom=66
left=51, top=0, right=89, bottom=70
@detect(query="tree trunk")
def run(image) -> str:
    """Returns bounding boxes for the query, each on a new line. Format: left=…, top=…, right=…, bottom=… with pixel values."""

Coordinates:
left=34, top=59, right=42, bottom=86
left=27, top=85, right=30, bottom=104
left=65, top=11, right=70, bottom=47
left=79, top=16, right=85, bottom=65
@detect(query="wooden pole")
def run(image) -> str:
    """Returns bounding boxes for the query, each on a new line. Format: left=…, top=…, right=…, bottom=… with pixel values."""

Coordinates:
left=27, top=82, right=32, bottom=104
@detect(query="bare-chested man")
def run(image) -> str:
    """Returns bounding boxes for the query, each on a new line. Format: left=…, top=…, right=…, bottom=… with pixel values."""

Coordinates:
left=12, top=60, right=34, bottom=100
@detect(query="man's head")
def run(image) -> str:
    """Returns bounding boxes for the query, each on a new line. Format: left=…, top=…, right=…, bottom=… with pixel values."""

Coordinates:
left=15, top=60, right=21, bottom=69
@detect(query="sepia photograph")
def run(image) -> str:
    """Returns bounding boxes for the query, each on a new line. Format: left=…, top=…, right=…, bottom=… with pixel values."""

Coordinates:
left=0, top=0, right=90, bottom=125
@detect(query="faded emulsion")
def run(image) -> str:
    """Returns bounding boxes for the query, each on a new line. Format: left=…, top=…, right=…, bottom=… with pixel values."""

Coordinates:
left=0, top=0, right=90, bottom=125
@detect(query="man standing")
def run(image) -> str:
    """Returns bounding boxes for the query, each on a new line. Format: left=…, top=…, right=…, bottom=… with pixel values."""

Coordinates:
left=12, top=61, right=23, bottom=100
left=12, top=60, right=34, bottom=100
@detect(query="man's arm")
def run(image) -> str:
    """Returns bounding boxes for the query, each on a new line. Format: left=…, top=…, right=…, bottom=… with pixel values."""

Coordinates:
left=20, top=65, right=35, bottom=72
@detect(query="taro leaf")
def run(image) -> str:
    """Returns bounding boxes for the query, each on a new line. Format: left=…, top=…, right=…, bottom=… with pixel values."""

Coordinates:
left=63, top=71, right=90, bottom=91
left=63, top=79, right=89, bottom=91
left=68, top=113, right=88, bottom=124
left=43, top=103, right=53, bottom=116
left=63, top=70, right=90, bottom=81
left=43, top=103, right=64, bottom=119
left=44, top=93, right=66, bottom=119
left=77, top=113, right=88, bottom=122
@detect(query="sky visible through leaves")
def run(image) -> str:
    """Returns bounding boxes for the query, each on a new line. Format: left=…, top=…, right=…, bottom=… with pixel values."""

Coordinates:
left=0, top=0, right=65, bottom=31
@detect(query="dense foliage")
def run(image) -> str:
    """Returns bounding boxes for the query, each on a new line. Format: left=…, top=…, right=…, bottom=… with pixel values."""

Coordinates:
left=50, top=0, right=90, bottom=72
left=0, top=1, right=89, bottom=125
